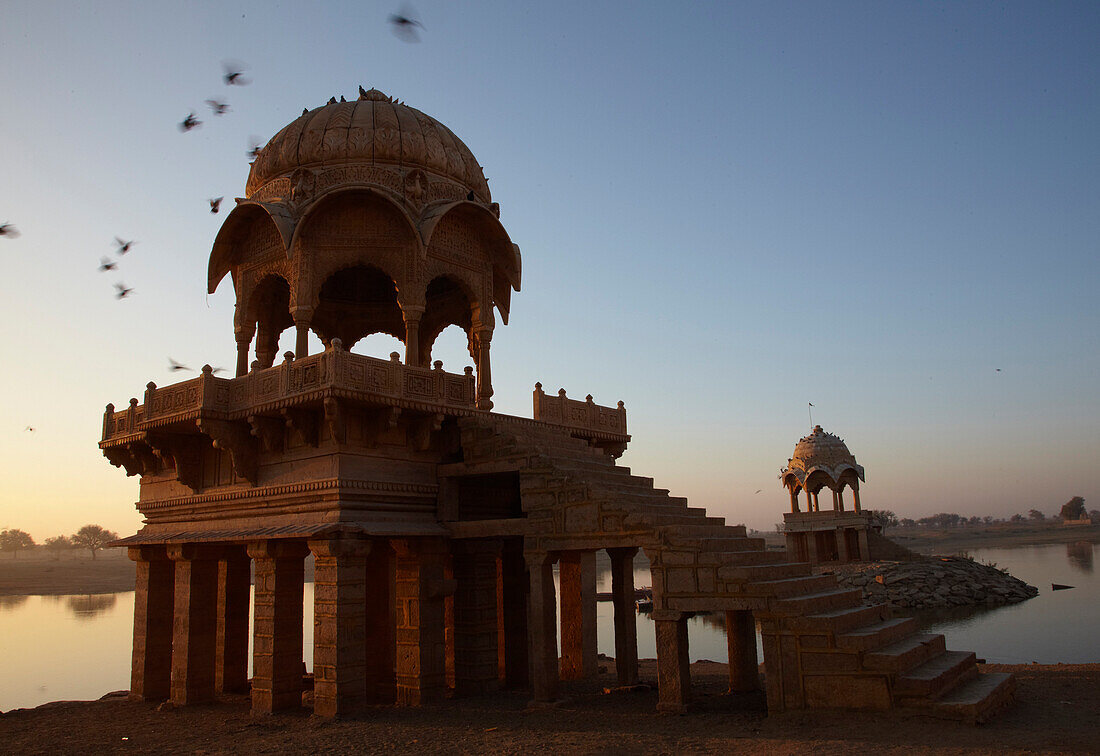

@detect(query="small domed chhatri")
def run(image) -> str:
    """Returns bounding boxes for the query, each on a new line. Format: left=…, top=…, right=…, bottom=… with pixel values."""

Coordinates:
left=780, top=426, right=875, bottom=563
left=782, top=425, right=865, bottom=497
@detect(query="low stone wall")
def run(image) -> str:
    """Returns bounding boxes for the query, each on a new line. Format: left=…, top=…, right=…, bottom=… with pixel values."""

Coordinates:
left=823, top=556, right=1038, bottom=610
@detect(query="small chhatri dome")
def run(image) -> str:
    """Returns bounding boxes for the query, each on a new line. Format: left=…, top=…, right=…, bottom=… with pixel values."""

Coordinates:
left=782, top=425, right=865, bottom=488
left=246, top=86, right=490, bottom=201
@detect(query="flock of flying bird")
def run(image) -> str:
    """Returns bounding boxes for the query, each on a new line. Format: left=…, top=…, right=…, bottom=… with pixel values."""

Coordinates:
left=7, top=8, right=429, bottom=424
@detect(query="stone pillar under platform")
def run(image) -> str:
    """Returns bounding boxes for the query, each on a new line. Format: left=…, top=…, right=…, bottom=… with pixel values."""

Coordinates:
left=248, top=540, right=308, bottom=715
left=393, top=538, right=449, bottom=705
left=608, top=547, right=639, bottom=686
left=837, top=528, right=850, bottom=562
left=364, top=542, right=396, bottom=704
left=216, top=546, right=251, bottom=694
left=168, top=543, right=221, bottom=705
left=654, top=611, right=691, bottom=714
left=309, top=536, right=371, bottom=718
left=526, top=550, right=559, bottom=702
left=452, top=540, right=501, bottom=695
left=558, top=550, right=598, bottom=682
left=129, top=546, right=175, bottom=701
left=725, top=610, right=760, bottom=692
left=497, top=539, right=528, bottom=689
left=857, top=528, right=870, bottom=561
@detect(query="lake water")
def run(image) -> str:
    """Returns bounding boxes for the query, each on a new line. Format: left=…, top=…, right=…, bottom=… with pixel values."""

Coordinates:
left=1, top=542, right=1096, bottom=712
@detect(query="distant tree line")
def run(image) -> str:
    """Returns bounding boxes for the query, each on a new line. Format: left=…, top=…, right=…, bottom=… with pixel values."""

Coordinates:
left=892, top=497, right=1094, bottom=529
left=0, top=524, right=120, bottom=560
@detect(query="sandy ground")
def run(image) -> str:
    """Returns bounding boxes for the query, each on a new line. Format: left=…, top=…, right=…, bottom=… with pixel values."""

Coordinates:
left=2, top=661, right=1098, bottom=754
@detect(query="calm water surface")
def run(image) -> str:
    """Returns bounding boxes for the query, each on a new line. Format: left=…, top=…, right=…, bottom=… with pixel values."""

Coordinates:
left=1, top=542, right=1095, bottom=712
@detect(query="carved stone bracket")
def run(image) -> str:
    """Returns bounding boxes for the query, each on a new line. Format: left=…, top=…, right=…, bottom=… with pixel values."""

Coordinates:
left=323, top=397, right=345, bottom=444
left=103, top=446, right=140, bottom=477
left=362, top=406, right=401, bottom=448
left=145, top=433, right=205, bottom=492
left=198, top=418, right=258, bottom=485
left=281, top=407, right=319, bottom=447
left=408, top=412, right=444, bottom=452
left=248, top=414, right=285, bottom=453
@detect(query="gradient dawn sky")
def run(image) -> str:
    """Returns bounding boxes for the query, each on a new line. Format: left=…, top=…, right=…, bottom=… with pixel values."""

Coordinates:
left=1, top=1, right=1097, bottom=541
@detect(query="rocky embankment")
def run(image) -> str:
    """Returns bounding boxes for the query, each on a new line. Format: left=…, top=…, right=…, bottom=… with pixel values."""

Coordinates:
left=824, top=556, right=1038, bottom=609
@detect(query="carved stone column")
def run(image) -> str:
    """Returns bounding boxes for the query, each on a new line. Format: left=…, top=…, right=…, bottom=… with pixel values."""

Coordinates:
left=452, top=540, right=501, bottom=695
left=608, top=547, right=639, bottom=686
left=497, top=539, right=528, bottom=689
left=216, top=546, right=251, bottom=693
left=789, top=488, right=799, bottom=513
left=653, top=610, right=691, bottom=714
left=474, top=329, right=494, bottom=410
left=403, top=305, right=424, bottom=368
left=836, top=528, right=850, bottom=562
left=852, top=487, right=862, bottom=513
left=255, top=322, right=279, bottom=369
left=128, top=546, right=174, bottom=701
left=725, top=610, right=760, bottom=692
left=292, top=306, right=314, bottom=359
left=168, top=543, right=221, bottom=705
left=526, top=550, right=559, bottom=702
left=235, top=324, right=255, bottom=378
left=393, top=538, right=449, bottom=705
left=309, top=535, right=371, bottom=718
left=857, top=528, right=870, bottom=561
left=559, top=550, right=598, bottom=682
left=248, top=539, right=308, bottom=714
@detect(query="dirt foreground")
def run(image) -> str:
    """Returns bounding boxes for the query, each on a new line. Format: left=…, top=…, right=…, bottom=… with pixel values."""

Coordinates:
left=2, top=661, right=1098, bottom=755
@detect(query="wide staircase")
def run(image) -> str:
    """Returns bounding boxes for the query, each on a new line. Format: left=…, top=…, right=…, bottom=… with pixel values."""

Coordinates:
left=458, top=416, right=1015, bottom=723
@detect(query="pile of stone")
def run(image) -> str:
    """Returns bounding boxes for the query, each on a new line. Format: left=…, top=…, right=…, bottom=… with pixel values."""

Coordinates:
left=824, top=556, right=1038, bottom=610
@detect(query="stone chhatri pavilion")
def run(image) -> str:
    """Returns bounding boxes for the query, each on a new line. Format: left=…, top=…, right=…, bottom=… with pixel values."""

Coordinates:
left=101, top=88, right=1014, bottom=722
left=781, top=425, right=877, bottom=563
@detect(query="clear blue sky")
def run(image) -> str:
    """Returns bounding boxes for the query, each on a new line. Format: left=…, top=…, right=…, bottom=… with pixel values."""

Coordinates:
left=1, top=1, right=1097, bottom=540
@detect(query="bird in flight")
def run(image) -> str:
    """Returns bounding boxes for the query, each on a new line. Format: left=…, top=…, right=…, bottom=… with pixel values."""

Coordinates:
left=114, top=283, right=133, bottom=299
left=389, top=4, right=424, bottom=42
left=223, top=61, right=249, bottom=86
left=211, top=367, right=227, bottom=375
left=754, top=489, right=762, bottom=494
left=168, top=358, right=192, bottom=372
left=25, top=426, right=35, bottom=432
left=247, top=138, right=263, bottom=161
left=209, top=197, right=223, bottom=213
left=98, top=257, right=117, bottom=272
left=180, top=112, right=201, bottom=132
left=995, top=368, right=1002, bottom=372
left=0, top=223, right=19, bottom=238
left=205, top=99, right=229, bottom=115
left=115, top=237, right=135, bottom=254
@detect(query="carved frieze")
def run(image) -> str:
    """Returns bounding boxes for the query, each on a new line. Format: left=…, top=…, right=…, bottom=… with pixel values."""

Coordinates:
left=197, top=418, right=258, bottom=485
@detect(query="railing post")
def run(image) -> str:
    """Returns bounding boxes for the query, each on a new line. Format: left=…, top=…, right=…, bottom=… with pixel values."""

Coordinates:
left=103, top=403, right=115, bottom=441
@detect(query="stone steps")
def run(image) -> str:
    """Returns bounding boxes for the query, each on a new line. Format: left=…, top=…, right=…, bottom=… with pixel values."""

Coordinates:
left=894, top=650, right=978, bottom=700
left=835, top=617, right=919, bottom=652
left=785, top=604, right=889, bottom=634
left=925, top=671, right=1016, bottom=724
left=863, top=633, right=946, bottom=672
left=740, top=574, right=837, bottom=598
left=773, top=587, right=864, bottom=616
left=718, top=561, right=811, bottom=582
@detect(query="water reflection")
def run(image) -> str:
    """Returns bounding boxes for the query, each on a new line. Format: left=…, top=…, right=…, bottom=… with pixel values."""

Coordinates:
left=66, top=594, right=118, bottom=620
left=0, top=594, right=29, bottom=611
left=1066, top=541, right=1094, bottom=573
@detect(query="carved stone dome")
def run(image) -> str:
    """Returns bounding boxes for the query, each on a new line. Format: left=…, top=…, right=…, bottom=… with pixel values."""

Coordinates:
left=782, top=425, right=865, bottom=488
left=245, top=87, right=490, bottom=202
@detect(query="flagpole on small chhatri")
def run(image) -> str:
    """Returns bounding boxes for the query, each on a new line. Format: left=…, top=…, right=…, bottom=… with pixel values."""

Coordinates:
left=808, top=402, right=814, bottom=430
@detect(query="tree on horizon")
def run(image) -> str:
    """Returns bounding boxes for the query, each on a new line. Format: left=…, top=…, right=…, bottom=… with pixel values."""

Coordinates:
left=1028, top=509, right=1045, bottom=521
left=44, top=535, right=73, bottom=560
left=1060, top=496, right=1086, bottom=521
left=0, top=528, right=36, bottom=558
left=71, top=524, right=119, bottom=560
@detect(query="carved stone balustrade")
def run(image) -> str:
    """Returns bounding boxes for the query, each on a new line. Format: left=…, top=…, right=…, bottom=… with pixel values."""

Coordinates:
left=532, top=383, right=629, bottom=456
